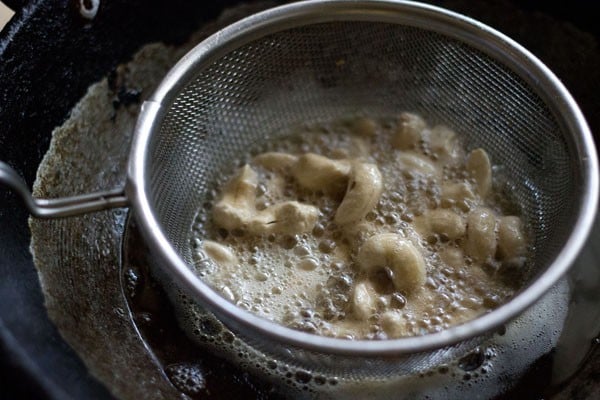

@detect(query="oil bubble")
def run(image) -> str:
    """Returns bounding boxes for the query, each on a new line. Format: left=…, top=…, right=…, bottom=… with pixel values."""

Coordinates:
left=164, top=363, right=207, bottom=396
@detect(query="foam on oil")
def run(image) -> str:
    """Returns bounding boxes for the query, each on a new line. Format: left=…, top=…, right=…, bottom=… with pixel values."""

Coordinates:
left=191, top=115, right=524, bottom=339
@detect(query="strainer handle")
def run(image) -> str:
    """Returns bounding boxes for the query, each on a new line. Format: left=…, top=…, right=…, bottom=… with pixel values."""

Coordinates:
left=0, top=161, right=128, bottom=218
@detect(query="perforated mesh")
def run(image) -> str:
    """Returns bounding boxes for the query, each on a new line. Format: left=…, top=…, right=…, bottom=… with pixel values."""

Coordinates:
left=150, top=21, right=575, bottom=276
left=143, top=20, right=582, bottom=374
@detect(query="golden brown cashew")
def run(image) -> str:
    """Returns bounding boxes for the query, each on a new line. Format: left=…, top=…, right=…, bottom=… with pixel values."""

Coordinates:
left=334, top=162, right=383, bottom=225
left=466, top=148, right=492, bottom=197
left=213, top=165, right=319, bottom=235
left=357, top=233, right=426, bottom=294
left=292, top=153, right=351, bottom=196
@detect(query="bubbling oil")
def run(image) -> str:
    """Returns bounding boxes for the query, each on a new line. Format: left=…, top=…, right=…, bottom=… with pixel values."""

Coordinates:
left=123, top=216, right=570, bottom=399
left=191, top=114, right=528, bottom=340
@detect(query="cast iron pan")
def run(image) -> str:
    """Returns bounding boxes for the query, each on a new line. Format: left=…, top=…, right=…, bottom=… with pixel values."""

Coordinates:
left=0, top=1, right=598, bottom=399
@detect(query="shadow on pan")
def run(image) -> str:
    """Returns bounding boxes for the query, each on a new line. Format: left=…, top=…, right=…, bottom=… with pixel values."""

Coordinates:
left=0, top=0, right=598, bottom=399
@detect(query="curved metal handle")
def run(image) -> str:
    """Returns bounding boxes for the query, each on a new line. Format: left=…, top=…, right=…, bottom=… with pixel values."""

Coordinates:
left=0, top=161, right=128, bottom=218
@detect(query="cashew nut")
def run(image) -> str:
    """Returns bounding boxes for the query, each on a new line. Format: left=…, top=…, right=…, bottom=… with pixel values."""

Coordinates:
left=213, top=165, right=319, bottom=235
left=466, top=148, right=492, bottom=197
left=398, top=152, right=440, bottom=177
left=464, top=207, right=497, bottom=263
left=202, top=240, right=238, bottom=267
left=261, top=173, right=286, bottom=200
left=253, top=152, right=298, bottom=171
left=352, top=116, right=378, bottom=137
left=352, top=280, right=378, bottom=320
left=441, top=182, right=476, bottom=209
left=429, top=125, right=459, bottom=161
left=334, top=162, right=383, bottom=225
left=392, top=112, right=426, bottom=150
left=497, top=216, right=527, bottom=260
left=357, top=233, right=426, bottom=294
left=212, top=165, right=258, bottom=231
left=416, top=209, right=466, bottom=241
left=380, top=310, right=409, bottom=338
left=292, top=153, right=350, bottom=196
left=248, top=201, right=319, bottom=235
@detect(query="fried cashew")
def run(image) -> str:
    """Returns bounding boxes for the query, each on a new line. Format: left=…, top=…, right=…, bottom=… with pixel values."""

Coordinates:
left=202, top=240, right=239, bottom=267
left=392, top=112, right=427, bottom=150
left=213, top=164, right=318, bottom=235
left=415, top=209, right=466, bottom=241
left=357, top=233, right=426, bottom=294
left=253, top=152, right=298, bottom=171
left=247, top=201, right=319, bottom=235
left=292, top=153, right=350, bottom=196
left=351, top=280, right=378, bottom=320
left=464, top=207, right=497, bottom=263
left=398, top=152, right=440, bottom=177
left=334, top=161, right=383, bottom=225
left=223, top=154, right=381, bottom=231
left=255, top=152, right=351, bottom=196
left=380, top=310, right=410, bottom=338
left=429, top=125, right=460, bottom=161
left=212, top=165, right=258, bottom=231
left=466, top=148, right=492, bottom=197
left=441, top=182, right=476, bottom=210
left=497, top=216, right=527, bottom=260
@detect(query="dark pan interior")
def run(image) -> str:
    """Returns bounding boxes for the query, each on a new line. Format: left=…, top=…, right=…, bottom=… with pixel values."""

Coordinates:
left=0, top=1, right=598, bottom=399
left=0, top=1, right=241, bottom=398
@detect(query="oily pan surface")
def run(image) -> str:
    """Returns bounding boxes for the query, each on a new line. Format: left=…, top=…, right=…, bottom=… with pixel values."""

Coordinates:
left=29, top=4, right=274, bottom=399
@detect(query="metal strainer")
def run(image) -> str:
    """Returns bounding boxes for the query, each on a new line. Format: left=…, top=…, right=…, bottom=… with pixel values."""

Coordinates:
left=2, top=0, right=598, bottom=376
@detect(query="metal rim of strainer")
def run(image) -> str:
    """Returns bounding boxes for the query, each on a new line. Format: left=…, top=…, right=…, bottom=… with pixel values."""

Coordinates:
left=128, top=0, right=599, bottom=356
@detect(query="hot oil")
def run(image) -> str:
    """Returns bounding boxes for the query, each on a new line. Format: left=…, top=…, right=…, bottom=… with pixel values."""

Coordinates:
left=120, top=116, right=580, bottom=399
left=121, top=214, right=573, bottom=399
left=192, top=116, right=524, bottom=340
left=121, top=218, right=286, bottom=399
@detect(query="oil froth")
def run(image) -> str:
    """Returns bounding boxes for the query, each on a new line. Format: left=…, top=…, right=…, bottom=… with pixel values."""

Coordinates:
left=191, top=114, right=529, bottom=339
